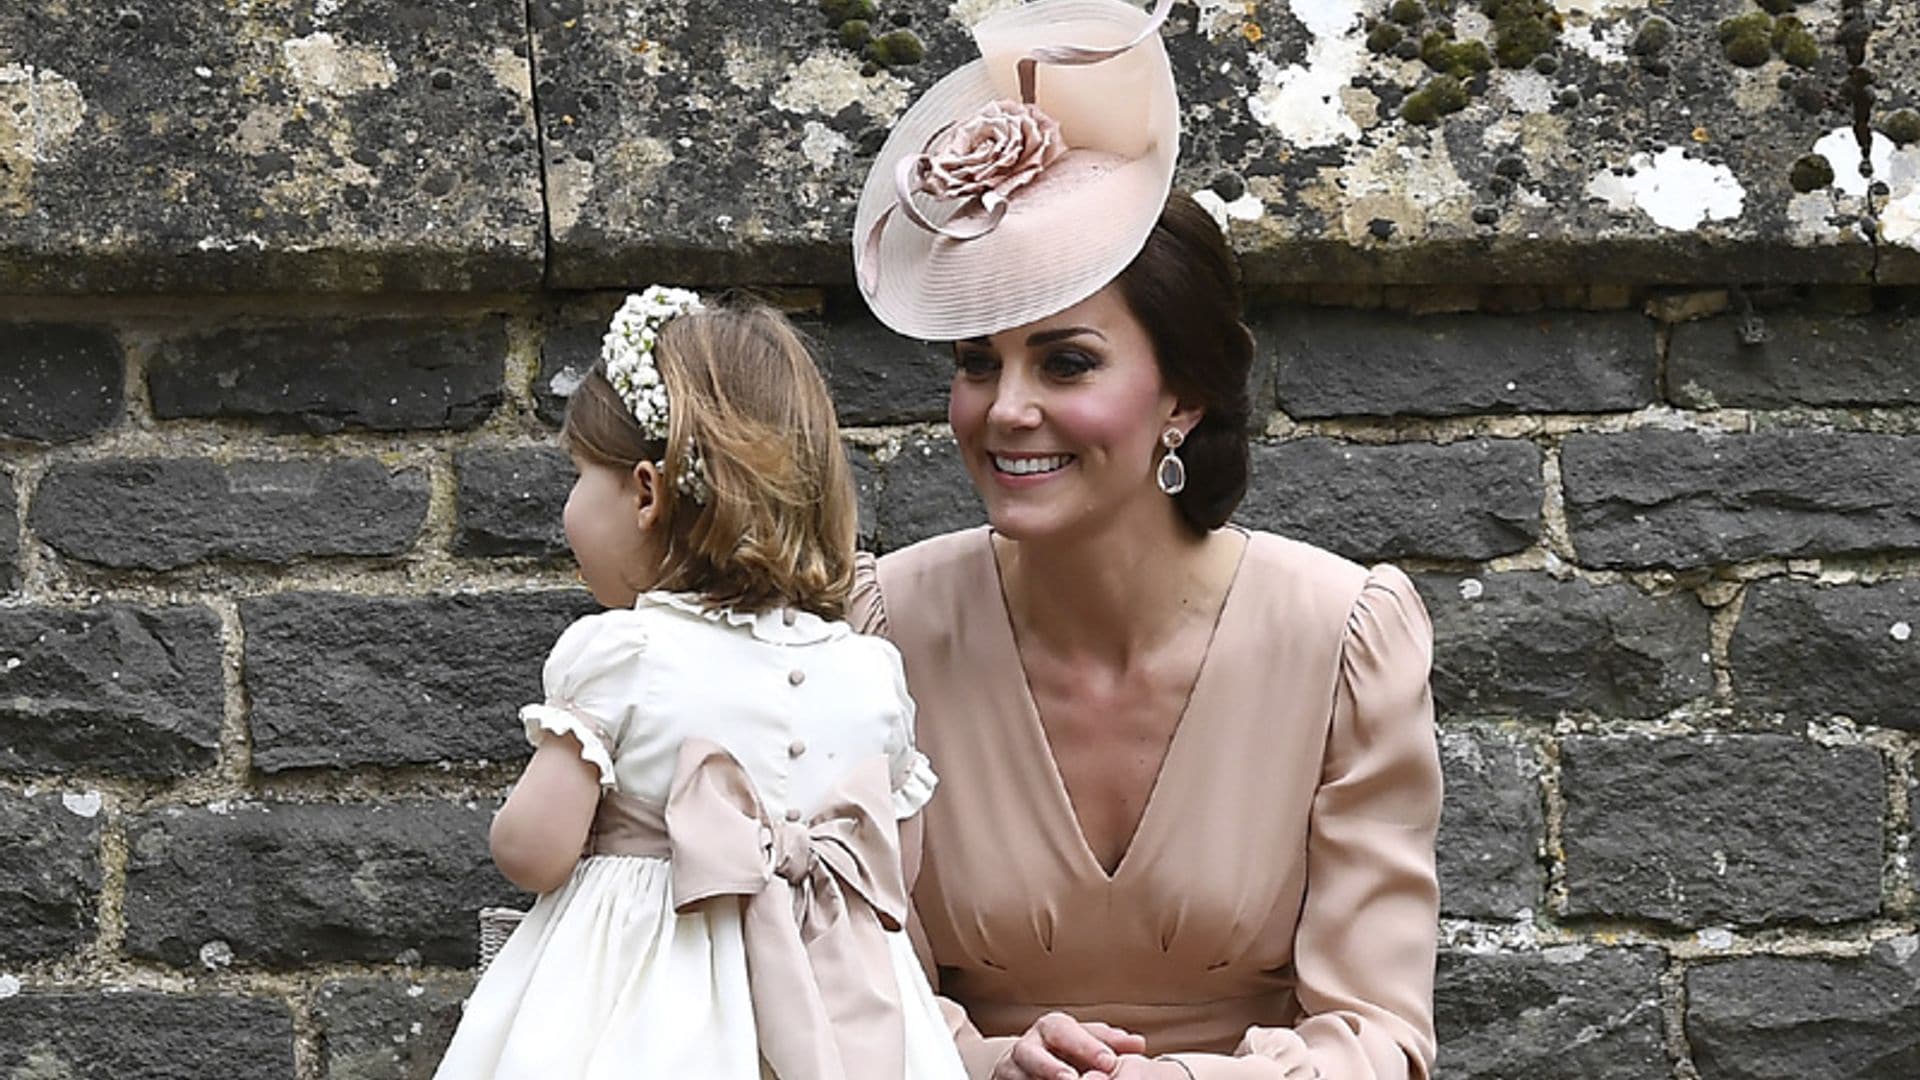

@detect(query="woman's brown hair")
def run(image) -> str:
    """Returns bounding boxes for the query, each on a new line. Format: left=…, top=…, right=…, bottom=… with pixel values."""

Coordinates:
left=561, top=300, right=858, bottom=619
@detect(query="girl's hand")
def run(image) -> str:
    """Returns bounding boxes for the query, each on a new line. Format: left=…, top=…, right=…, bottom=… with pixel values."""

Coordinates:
left=991, top=1012, right=1147, bottom=1080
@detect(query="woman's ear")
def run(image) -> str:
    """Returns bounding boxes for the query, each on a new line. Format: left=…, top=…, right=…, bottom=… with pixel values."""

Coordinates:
left=629, top=460, right=662, bottom=532
left=1169, top=400, right=1207, bottom=441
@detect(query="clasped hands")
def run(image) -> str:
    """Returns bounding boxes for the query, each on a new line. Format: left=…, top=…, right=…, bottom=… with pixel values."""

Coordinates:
left=991, top=1011, right=1190, bottom=1080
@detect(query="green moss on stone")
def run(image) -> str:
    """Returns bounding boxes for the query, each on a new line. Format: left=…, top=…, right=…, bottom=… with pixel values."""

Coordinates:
left=1718, top=13, right=1775, bottom=68
left=1421, top=32, right=1492, bottom=78
left=1773, top=18, right=1819, bottom=68
left=1367, top=21, right=1406, bottom=53
left=820, top=0, right=877, bottom=21
left=1882, top=108, right=1920, bottom=146
left=1402, top=75, right=1469, bottom=125
left=839, top=19, right=872, bottom=48
left=1389, top=0, right=1426, bottom=26
left=1718, top=12, right=1773, bottom=42
left=1630, top=16, right=1674, bottom=56
left=867, top=28, right=925, bottom=66
left=1480, top=0, right=1560, bottom=69
left=1790, top=153, right=1834, bottom=193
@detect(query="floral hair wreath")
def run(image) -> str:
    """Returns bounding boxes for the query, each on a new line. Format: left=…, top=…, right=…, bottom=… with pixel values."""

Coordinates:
left=600, top=285, right=712, bottom=504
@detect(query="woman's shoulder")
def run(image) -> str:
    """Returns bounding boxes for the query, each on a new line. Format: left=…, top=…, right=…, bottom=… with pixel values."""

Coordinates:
left=854, top=527, right=993, bottom=637
left=1232, top=528, right=1423, bottom=635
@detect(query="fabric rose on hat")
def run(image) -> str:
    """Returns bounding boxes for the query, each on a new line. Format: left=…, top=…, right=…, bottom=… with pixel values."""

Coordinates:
left=922, top=100, right=1067, bottom=203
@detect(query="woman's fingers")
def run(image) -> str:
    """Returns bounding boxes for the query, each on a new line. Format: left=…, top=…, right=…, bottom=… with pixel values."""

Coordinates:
left=1038, top=1012, right=1126, bottom=1074
left=1082, top=1021, right=1148, bottom=1055
left=994, top=1011, right=1132, bottom=1080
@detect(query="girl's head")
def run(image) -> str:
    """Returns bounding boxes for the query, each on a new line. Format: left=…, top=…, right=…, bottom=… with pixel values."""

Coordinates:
left=560, top=296, right=857, bottom=618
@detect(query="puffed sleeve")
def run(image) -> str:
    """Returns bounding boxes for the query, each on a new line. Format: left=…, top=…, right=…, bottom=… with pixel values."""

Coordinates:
left=519, top=612, right=649, bottom=789
left=879, top=641, right=938, bottom=820
left=849, top=551, right=890, bottom=637
left=1167, top=566, right=1441, bottom=1080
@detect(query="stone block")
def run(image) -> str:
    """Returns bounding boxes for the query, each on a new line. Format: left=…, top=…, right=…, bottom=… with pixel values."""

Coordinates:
left=1687, top=940, right=1920, bottom=1080
left=1265, top=310, right=1655, bottom=418
left=1561, top=431, right=1920, bottom=569
left=242, top=590, right=597, bottom=771
left=1669, top=308, right=1920, bottom=409
left=147, top=318, right=507, bottom=432
left=0, top=1, right=542, bottom=291
left=314, top=977, right=473, bottom=1080
left=454, top=447, right=572, bottom=557
left=1, top=468, right=17, bottom=591
left=1414, top=573, right=1712, bottom=720
left=1561, top=735, right=1884, bottom=927
left=1730, top=579, right=1920, bottom=731
left=848, top=441, right=880, bottom=552
left=1437, top=730, right=1541, bottom=919
left=0, top=604, right=223, bottom=778
left=1435, top=948, right=1668, bottom=1080
left=807, top=303, right=951, bottom=426
left=124, top=801, right=524, bottom=969
left=0, top=991, right=294, bottom=1078
left=0, top=791, right=102, bottom=962
left=0, top=323, right=122, bottom=442
left=1241, top=439, right=1541, bottom=562
left=31, top=458, right=429, bottom=571
left=876, top=436, right=984, bottom=553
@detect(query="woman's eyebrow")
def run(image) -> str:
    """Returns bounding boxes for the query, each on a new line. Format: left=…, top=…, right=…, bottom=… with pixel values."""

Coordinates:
left=1026, top=326, right=1105, bottom=345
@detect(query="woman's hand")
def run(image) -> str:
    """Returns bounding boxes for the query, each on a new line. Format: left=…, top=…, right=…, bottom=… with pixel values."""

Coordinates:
left=1083, top=1057, right=1193, bottom=1080
left=991, top=1012, right=1147, bottom=1080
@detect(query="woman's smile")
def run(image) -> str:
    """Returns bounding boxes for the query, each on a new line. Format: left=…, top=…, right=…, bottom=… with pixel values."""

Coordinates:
left=989, top=451, right=1077, bottom=481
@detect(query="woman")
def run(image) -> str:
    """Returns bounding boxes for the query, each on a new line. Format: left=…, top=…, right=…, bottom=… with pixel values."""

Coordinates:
left=849, top=3, right=1441, bottom=1079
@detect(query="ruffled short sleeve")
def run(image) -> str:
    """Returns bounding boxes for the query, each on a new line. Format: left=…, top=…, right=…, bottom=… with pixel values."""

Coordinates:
left=877, top=637, right=937, bottom=820
left=519, top=612, right=649, bottom=788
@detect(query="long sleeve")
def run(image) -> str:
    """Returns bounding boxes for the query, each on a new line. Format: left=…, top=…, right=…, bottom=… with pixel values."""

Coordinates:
left=1167, top=565, right=1442, bottom=1080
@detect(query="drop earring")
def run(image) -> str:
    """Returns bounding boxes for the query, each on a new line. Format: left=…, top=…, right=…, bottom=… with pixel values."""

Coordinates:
left=1156, top=427, right=1187, bottom=495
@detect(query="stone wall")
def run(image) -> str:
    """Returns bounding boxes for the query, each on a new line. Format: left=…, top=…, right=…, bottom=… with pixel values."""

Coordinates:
left=4, top=1, right=1920, bottom=1078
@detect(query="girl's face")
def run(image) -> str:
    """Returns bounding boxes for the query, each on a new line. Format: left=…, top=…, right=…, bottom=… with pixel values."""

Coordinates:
left=948, top=283, right=1196, bottom=543
left=563, top=455, right=663, bottom=607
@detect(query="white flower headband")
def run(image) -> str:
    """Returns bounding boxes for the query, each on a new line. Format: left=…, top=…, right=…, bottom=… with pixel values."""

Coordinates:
left=600, top=285, right=712, bottom=504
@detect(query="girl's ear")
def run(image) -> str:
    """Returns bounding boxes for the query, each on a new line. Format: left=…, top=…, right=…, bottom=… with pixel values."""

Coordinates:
left=629, top=460, right=663, bottom=532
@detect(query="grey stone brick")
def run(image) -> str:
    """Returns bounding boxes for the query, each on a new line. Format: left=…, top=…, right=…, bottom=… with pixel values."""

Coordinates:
left=533, top=302, right=610, bottom=428
left=124, top=802, right=523, bottom=969
left=1561, top=736, right=1884, bottom=927
left=1241, top=439, right=1541, bottom=562
left=148, top=318, right=507, bottom=433
left=1, top=468, right=17, bottom=591
left=0, top=604, right=223, bottom=778
left=1669, top=309, right=1920, bottom=409
left=1266, top=309, right=1656, bottom=418
left=807, top=307, right=951, bottom=426
left=0, top=323, right=122, bottom=443
left=32, top=458, right=429, bottom=570
left=242, top=591, right=597, bottom=771
left=1414, top=573, right=1713, bottom=719
left=454, top=447, right=571, bottom=557
left=1687, top=940, right=1920, bottom=1080
left=1561, top=431, right=1920, bottom=569
left=314, top=977, right=473, bottom=1080
left=0, top=991, right=294, bottom=1078
left=876, top=437, right=985, bottom=553
left=1730, top=579, right=1920, bottom=731
left=1435, top=948, right=1668, bottom=1079
left=1437, top=731, right=1542, bottom=919
left=848, top=442, right=880, bottom=552
left=0, top=791, right=102, bottom=961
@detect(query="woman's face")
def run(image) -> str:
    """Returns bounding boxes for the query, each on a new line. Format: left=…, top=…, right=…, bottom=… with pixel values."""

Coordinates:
left=948, top=283, right=1191, bottom=542
left=563, top=455, right=660, bottom=607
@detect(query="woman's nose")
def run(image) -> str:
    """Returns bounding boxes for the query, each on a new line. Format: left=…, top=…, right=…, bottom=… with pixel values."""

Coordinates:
left=985, top=368, right=1041, bottom=429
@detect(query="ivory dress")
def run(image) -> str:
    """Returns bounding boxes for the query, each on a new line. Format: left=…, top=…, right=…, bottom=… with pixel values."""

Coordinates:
left=435, top=591, right=968, bottom=1080
left=853, top=528, right=1442, bottom=1080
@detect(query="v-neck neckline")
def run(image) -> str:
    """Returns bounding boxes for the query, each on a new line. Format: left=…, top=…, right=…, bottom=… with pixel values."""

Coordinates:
left=981, top=526, right=1252, bottom=884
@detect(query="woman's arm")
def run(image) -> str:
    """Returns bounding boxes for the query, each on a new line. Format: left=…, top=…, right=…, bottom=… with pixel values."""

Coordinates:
left=489, top=733, right=604, bottom=893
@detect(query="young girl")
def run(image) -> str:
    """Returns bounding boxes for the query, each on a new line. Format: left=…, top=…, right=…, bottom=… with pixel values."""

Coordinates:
left=435, top=288, right=966, bottom=1080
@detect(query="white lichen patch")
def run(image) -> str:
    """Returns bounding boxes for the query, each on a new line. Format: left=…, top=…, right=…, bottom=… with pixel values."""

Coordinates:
left=1559, top=18, right=1635, bottom=66
left=1193, top=0, right=1252, bottom=38
left=1193, top=188, right=1265, bottom=233
left=0, top=63, right=88, bottom=193
left=948, top=0, right=1027, bottom=28
left=199, top=940, right=235, bottom=970
left=61, top=791, right=102, bottom=818
left=800, top=120, right=850, bottom=172
left=0, top=973, right=19, bottom=999
left=1892, top=621, right=1912, bottom=643
left=1809, top=126, right=1920, bottom=251
left=1458, top=577, right=1485, bottom=601
left=1491, top=68, right=1556, bottom=115
left=1247, top=0, right=1368, bottom=149
left=282, top=32, right=397, bottom=97
left=1325, top=132, right=1474, bottom=241
left=1890, top=934, right=1919, bottom=963
left=771, top=52, right=910, bottom=124
left=547, top=158, right=597, bottom=236
left=1585, top=147, right=1745, bottom=231
left=1812, top=126, right=1891, bottom=199
left=488, top=45, right=533, bottom=101
left=1552, top=0, right=1652, bottom=17
left=1696, top=926, right=1735, bottom=950
left=723, top=38, right=784, bottom=92
left=227, top=104, right=292, bottom=158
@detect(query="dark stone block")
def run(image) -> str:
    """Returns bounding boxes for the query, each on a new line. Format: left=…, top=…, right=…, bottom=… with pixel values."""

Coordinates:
left=808, top=306, right=950, bottom=426
left=1241, top=439, right=1541, bottom=562
left=124, top=802, right=524, bottom=969
left=1, top=468, right=17, bottom=591
left=876, top=436, right=985, bottom=553
left=1730, top=579, right=1920, bottom=731
left=1266, top=309, right=1656, bottom=418
left=0, top=791, right=102, bottom=961
left=314, top=977, right=473, bottom=1080
left=1561, top=735, right=1884, bottom=927
left=1561, top=431, right=1920, bottom=569
left=0, top=991, right=294, bottom=1078
left=1435, top=948, right=1668, bottom=1079
left=848, top=441, right=880, bottom=552
left=1437, top=731, right=1541, bottom=919
left=0, top=323, right=122, bottom=442
left=533, top=300, right=615, bottom=428
left=32, top=458, right=429, bottom=570
left=1669, top=310, right=1920, bottom=409
left=242, top=591, right=597, bottom=771
left=0, top=604, right=223, bottom=778
left=1414, top=573, right=1712, bottom=719
left=454, top=446, right=571, bottom=557
left=148, top=318, right=507, bottom=433
left=1687, top=941, right=1920, bottom=1080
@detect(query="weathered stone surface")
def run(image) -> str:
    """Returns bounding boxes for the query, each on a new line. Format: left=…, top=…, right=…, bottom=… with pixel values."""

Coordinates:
left=1730, top=579, right=1920, bottom=731
left=1561, top=431, right=1920, bottom=569
left=124, top=802, right=523, bottom=968
left=0, top=991, right=295, bottom=1078
left=148, top=318, right=507, bottom=432
left=1240, top=439, right=1541, bottom=562
left=807, top=303, right=952, bottom=426
left=1561, top=735, right=1884, bottom=927
left=848, top=441, right=880, bottom=552
left=0, top=1, right=542, bottom=292
left=0, top=323, right=122, bottom=442
left=1669, top=306, right=1920, bottom=409
left=0, top=791, right=101, bottom=961
left=0, top=604, right=223, bottom=778
left=314, top=977, right=473, bottom=1080
left=31, top=458, right=429, bottom=570
left=1414, top=573, right=1712, bottom=719
left=1437, top=730, right=1541, bottom=919
left=1687, top=941, right=1920, bottom=1080
left=242, top=591, right=597, bottom=771
left=534, top=298, right=612, bottom=427
left=875, top=436, right=984, bottom=553
left=1266, top=310, right=1656, bottom=418
left=0, top=468, right=17, bottom=591
left=455, top=447, right=571, bottom=557
left=1435, top=948, right=1667, bottom=1079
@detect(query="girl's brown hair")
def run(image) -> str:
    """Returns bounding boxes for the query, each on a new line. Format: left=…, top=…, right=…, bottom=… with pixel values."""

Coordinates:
left=561, top=300, right=858, bottom=619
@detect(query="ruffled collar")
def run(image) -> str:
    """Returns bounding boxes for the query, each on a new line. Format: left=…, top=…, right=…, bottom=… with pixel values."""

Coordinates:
left=635, top=590, right=849, bottom=646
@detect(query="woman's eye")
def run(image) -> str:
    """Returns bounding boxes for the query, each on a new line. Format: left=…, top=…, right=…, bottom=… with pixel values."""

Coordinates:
left=954, top=351, right=997, bottom=378
left=1043, top=348, right=1098, bottom=378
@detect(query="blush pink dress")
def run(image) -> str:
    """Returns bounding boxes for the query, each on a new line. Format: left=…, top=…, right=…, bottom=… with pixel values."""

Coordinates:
left=853, top=528, right=1442, bottom=1080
